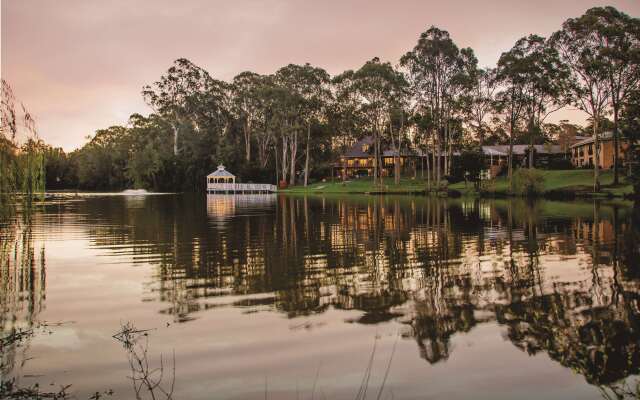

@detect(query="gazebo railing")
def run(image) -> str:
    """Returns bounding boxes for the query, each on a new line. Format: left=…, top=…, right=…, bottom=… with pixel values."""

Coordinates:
left=206, top=183, right=277, bottom=192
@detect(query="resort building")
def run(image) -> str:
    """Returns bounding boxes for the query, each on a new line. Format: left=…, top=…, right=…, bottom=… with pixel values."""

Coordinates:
left=482, top=144, right=566, bottom=177
left=332, top=136, right=425, bottom=179
left=332, top=137, right=568, bottom=179
left=570, top=131, right=630, bottom=169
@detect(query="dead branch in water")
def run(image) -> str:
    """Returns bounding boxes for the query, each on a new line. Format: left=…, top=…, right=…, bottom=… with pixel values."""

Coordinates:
left=1, top=321, right=75, bottom=350
left=0, top=379, right=72, bottom=399
left=112, top=321, right=154, bottom=350
left=113, top=322, right=175, bottom=400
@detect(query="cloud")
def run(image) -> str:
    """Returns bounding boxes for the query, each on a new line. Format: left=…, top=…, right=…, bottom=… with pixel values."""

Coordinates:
left=3, top=0, right=639, bottom=150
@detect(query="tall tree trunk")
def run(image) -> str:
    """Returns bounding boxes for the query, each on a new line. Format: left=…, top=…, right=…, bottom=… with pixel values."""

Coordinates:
left=342, top=155, right=347, bottom=181
left=281, top=135, right=289, bottom=184
left=443, top=124, right=448, bottom=177
left=448, top=127, right=453, bottom=176
left=436, top=131, right=441, bottom=189
left=529, top=135, right=534, bottom=169
left=527, top=118, right=534, bottom=169
left=391, top=120, right=401, bottom=185
left=244, top=120, right=251, bottom=162
left=289, top=130, right=298, bottom=186
left=172, top=124, right=179, bottom=156
left=374, top=128, right=379, bottom=185
left=275, top=142, right=279, bottom=184
left=613, top=104, right=620, bottom=185
left=304, top=124, right=311, bottom=187
left=426, top=142, right=431, bottom=192
left=508, top=120, right=514, bottom=193
left=593, top=117, right=601, bottom=192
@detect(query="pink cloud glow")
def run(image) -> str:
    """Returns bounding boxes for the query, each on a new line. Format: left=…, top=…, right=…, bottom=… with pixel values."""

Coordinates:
left=3, top=0, right=639, bottom=150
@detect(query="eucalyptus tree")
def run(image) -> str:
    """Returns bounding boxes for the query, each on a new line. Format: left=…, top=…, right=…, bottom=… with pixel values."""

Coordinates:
left=232, top=71, right=267, bottom=162
left=551, top=13, right=613, bottom=192
left=351, top=57, right=407, bottom=185
left=501, top=35, right=569, bottom=169
left=411, top=108, right=436, bottom=187
left=386, top=105, right=411, bottom=185
left=589, top=7, right=640, bottom=184
left=400, top=27, right=477, bottom=185
left=142, top=58, right=229, bottom=157
left=621, top=89, right=640, bottom=195
left=274, top=63, right=330, bottom=186
left=465, top=68, right=497, bottom=147
left=125, top=113, right=174, bottom=190
left=495, top=42, right=532, bottom=190
left=330, top=70, right=365, bottom=181
left=298, top=65, right=331, bottom=187
left=74, top=125, right=131, bottom=190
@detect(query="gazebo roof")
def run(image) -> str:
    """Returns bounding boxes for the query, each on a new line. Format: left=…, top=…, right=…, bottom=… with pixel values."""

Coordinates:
left=208, top=165, right=235, bottom=178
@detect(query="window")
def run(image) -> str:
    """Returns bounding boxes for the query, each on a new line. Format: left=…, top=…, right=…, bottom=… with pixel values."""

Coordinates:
left=358, top=159, right=368, bottom=167
left=362, top=144, right=370, bottom=153
left=347, top=159, right=354, bottom=167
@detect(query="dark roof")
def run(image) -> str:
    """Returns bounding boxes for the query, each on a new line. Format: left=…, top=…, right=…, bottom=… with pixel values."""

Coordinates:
left=482, top=144, right=564, bottom=155
left=344, top=136, right=421, bottom=158
left=382, top=148, right=420, bottom=157
left=570, top=131, right=615, bottom=148
left=344, top=137, right=375, bottom=158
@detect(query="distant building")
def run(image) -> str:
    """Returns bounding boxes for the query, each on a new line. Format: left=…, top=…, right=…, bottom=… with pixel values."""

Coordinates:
left=481, top=144, right=565, bottom=178
left=333, top=137, right=576, bottom=180
left=332, top=136, right=425, bottom=178
left=483, top=144, right=564, bottom=165
left=570, top=131, right=630, bottom=169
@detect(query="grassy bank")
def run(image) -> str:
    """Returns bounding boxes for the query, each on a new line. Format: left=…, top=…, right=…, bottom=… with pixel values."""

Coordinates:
left=282, top=170, right=635, bottom=198
left=449, top=169, right=634, bottom=197
left=280, top=177, right=429, bottom=194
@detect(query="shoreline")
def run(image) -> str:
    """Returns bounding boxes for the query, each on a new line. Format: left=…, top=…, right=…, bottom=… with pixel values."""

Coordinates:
left=279, top=170, right=636, bottom=200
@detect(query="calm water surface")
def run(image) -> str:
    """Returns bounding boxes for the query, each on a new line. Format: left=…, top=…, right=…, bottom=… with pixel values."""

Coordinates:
left=1, top=194, right=639, bottom=399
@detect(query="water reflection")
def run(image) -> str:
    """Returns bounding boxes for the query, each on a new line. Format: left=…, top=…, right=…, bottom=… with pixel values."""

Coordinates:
left=0, top=216, right=46, bottom=377
left=1, top=194, right=640, bottom=397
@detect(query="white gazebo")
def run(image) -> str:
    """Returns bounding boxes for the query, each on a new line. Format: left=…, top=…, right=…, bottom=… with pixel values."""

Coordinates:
left=206, top=165, right=277, bottom=194
left=207, top=165, right=235, bottom=185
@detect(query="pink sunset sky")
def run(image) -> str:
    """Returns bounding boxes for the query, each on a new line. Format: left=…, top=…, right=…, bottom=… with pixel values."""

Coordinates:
left=3, top=0, right=640, bottom=151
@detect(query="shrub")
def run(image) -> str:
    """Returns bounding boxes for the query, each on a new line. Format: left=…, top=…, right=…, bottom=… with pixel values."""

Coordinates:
left=547, top=158, right=574, bottom=170
left=480, top=178, right=496, bottom=194
left=452, top=150, right=486, bottom=188
left=512, top=168, right=545, bottom=196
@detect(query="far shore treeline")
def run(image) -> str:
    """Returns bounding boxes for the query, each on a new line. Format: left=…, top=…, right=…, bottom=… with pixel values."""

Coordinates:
left=3, top=6, right=640, bottom=195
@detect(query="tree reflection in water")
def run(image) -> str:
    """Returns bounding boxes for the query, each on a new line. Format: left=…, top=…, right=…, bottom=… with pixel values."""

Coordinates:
left=0, top=212, right=46, bottom=382
left=1, top=194, right=639, bottom=395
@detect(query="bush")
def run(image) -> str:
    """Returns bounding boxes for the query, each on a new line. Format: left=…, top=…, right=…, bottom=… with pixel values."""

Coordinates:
left=547, top=158, right=574, bottom=170
left=629, top=159, right=640, bottom=197
left=451, top=150, right=486, bottom=186
left=513, top=168, right=545, bottom=196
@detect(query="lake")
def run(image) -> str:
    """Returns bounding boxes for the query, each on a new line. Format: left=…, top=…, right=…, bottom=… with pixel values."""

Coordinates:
left=1, top=194, right=639, bottom=399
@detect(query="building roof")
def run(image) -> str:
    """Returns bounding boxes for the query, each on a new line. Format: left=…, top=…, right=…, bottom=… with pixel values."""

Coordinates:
left=344, top=136, right=423, bottom=158
left=570, top=131, right=615, bottom=148
left=344, top=136, right=375, bottom=158
left=207, top=165, right=235, bottom=178
left=482, top=144, right=564, bottom=155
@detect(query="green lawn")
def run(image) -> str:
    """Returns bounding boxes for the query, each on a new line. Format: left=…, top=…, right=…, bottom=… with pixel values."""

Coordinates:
left=282, top=170, right=634, bottom=197
left=280, top=177, right=429, bottom=194
left=449, top=169, right=634, bottom=197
